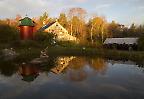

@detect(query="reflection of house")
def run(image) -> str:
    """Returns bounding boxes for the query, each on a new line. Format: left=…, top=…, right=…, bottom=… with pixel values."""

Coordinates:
left=18, top=64, right=39, bottom=82
left=104, top=38, right=138, bottom=50
left=51, top=57, right=75, bottom=74
left=38, top=20, right=77, bottom=42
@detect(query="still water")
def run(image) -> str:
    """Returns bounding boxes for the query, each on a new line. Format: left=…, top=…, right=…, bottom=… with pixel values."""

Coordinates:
left=0, top=56, right=144, bottom=99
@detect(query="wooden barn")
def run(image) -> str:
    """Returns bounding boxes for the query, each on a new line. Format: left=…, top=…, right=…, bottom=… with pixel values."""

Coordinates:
left=38, top=20, right=77, bottom=42
left=104, top=38, right=138, bottom=50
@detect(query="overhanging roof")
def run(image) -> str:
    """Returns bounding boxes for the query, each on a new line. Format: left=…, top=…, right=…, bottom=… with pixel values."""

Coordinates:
left=104, top=38, right=138, bottom=45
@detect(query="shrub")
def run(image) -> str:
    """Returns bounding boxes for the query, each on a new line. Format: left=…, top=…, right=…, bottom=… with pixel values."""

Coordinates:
left=0, top=24, right=19, bottom=43
left=57, top=41, right=79, bottom=48
left=138, top=36, right=144, bottom=51
left=34, top=32, right=56, bottom=47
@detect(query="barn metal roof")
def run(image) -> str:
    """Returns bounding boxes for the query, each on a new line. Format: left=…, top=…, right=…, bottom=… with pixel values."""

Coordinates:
left=104, top=38, right=138, bottom=45
left=19, top=17, right=35, bottom=26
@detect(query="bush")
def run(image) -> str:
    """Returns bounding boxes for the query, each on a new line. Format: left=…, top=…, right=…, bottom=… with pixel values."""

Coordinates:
left=0, top=24, right=19, bottom=43
left=57, top=41, right=79, bottom=48
left=34, top=32, right=56, bottom=47
left=138, top=36, right=144, bottom=51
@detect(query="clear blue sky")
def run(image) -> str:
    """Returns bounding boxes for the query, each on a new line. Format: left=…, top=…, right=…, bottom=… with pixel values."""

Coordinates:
left=0, top=0, right=144, bottom=25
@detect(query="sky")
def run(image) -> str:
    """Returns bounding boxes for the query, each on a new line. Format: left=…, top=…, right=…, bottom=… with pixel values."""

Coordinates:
left=0, top=0, right=144, bottom=25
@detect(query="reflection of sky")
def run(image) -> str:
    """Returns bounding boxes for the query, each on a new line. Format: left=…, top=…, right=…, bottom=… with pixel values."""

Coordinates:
left=0, top=0, right=144, bottom=25
left=0, top=60, right=144, bottom=99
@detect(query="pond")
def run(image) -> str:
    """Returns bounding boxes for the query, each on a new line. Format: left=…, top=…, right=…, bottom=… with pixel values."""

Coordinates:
left=0, top=56, right=144, bottom=99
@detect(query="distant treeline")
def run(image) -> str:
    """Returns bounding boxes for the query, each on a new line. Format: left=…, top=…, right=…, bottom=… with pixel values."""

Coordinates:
left=0, top=7, right=144, bottom=49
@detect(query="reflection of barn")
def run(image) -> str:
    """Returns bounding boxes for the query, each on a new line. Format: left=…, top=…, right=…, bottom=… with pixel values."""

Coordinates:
left=51, top=57, right=75, bottom=74
left=104, top=38, right=138, bottom=50
left=38, top=20, right=77, bottom=42
left=18, top=64, right=39, bottom=82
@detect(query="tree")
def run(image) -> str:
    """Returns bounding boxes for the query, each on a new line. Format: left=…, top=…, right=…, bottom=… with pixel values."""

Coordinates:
left=58, top=13, right=68, bottom=28
left=15, top=14, right=22, bottom=21
left=67, top=7, right=87, bottom=36
left=40, top=12, right=48, bottom=24
left=138, top=35, right=144, bottom=51
left=35, top=12, right=55, bottom=31
left=108, top=21, right=120, bottom=37
left=34, top=32, right=55, bottom=47
left=87, top=16, right=108, bottom=44
left=128, top=23, right=137, bottom=37
left=0, top=24, right=19, bottom=43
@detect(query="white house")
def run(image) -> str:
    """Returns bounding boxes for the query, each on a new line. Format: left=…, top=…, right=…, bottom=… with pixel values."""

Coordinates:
left=38, top=21, right=77, bottom=42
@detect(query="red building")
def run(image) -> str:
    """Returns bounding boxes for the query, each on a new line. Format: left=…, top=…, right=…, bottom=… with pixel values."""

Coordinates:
left=19, top=17, right=35, bottom=40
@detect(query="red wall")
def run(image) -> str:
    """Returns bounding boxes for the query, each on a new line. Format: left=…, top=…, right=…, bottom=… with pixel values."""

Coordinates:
left=19, top=26, right=34, bottom=40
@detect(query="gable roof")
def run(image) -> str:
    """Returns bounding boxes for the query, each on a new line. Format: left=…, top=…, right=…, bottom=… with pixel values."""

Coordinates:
left=38, top=21, right=56, bottom=32
left=104, top=38, right=138, bottom=45
left=38, top=21, right=68, bottom=33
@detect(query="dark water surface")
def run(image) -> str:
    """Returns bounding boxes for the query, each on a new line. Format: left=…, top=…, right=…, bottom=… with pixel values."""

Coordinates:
left=0, top=56, right=144, bottom=99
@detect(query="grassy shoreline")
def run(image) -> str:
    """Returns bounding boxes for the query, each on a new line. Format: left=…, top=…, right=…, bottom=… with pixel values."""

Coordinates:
left=1, top=47, right=144, bottom=63
left=46, top=47, right=144, bottom=61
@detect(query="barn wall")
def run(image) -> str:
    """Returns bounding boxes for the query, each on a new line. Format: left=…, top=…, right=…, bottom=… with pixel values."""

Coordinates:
left=19, top=26, right=34, bottom=40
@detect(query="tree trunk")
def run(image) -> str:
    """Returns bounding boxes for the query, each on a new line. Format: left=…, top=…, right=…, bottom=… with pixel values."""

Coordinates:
left=70, top=22, right=73, bottom=35
left=101, top=25, right=104, bottom=43
left=90, top=25, right=94, bottom=44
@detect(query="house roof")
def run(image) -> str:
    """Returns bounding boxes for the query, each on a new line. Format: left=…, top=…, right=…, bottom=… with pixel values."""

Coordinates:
left=19, top=17, right=35, bottom=26
left=104, top=38, right=138, bottom=45
left=38, top=21, right=56, bottom=32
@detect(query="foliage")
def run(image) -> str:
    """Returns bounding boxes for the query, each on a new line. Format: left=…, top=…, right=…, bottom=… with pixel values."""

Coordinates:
left=58, top=13, right=68, bottom=28
left=34, top=32, right=56, bottom=47
left=57, top=41, right=79, bottom=48
left=40, top=12, right=49, bottom=23
left=108, top=21, right=144, bottom=38
left=138, top=36, right=144, bottom=51
left=87, top=16, right=108, bottom=43
left=0, top=24, right=19, bottom=43
left=0, top=8, right=144, bottom=49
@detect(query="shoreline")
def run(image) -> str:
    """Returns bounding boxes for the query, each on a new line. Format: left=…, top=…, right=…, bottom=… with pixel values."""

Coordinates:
left=1, top=47, right=144, bottom=63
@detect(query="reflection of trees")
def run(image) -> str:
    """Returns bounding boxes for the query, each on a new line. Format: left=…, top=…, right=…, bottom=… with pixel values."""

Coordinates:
left=68, top=70, right=87, bottom=82
left=68, top=57, right=87, bottom=70
left=0, top=61, right=17, bottom=77
left=67, top=57, right=87, bottom=82
left=89, top=58, right=107, bottom=75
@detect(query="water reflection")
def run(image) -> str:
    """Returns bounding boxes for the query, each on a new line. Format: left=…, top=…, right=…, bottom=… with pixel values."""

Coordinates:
left=51, top=56, right=75, bottom=74
left=0, top=61, right=17, bottom=77
left=0, top=56, right=144, bottom=82
left=0, top=56, right=144, bottom=99
left=89, top=58, right=107, bottom=74
left=18, top=64, right=40, bottom=82
left=67, top=57, right=87, bottom=81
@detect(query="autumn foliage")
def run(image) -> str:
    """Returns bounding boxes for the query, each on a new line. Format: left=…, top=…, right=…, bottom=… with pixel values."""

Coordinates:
left=0, top=7, right=144, bottom=49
